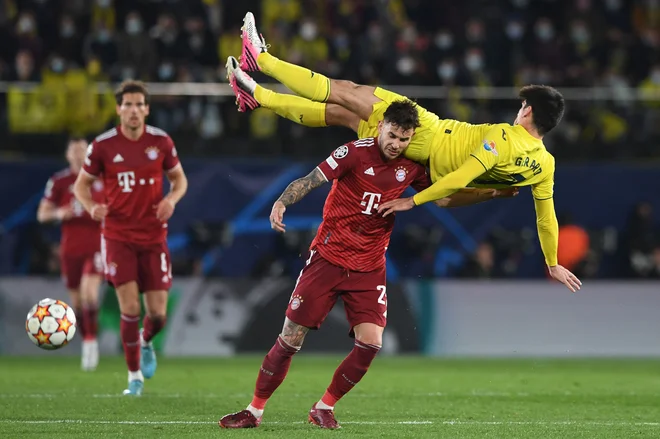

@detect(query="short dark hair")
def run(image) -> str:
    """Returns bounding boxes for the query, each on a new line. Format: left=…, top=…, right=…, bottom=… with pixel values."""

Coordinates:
left=518, top=85, right=565, bottom=135
left=115, top=80, right=149, bottom=105
left=383, top=99, right=421, bottom=132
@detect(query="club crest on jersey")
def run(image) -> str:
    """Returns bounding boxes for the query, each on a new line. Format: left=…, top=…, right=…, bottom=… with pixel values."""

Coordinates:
left=333, top=145, right=349, bottom=159
left=483, top=140, right=498, bottom=156
left=290, top=294, right=304, bottom=310
left=145, top=146, right=159, bottom=160
left=394, top=166, right=408, bottom=182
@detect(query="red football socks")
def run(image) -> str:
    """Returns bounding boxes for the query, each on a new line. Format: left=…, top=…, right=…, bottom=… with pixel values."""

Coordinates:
left=322, top=340, right=381, bottom=407
left=120, top=314, right=140, bottom=371
left=82, top=306, right=98, bottom=340
left=76, top=308, right=86, bottom=340
left=251, top=336, right=299, bottom=409
left=142, top=315, right=167, bottom=343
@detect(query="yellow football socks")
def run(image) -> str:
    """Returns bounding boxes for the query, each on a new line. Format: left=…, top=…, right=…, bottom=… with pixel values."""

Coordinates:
left=255, top=85, right=327, bottom=127
left=257, top=52, right=331, bottom=103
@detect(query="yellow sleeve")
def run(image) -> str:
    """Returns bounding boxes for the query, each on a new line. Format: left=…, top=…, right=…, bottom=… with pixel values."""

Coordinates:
left=531, top=157, right=555, bottom=200
left=413, top=126, right=505, bottom=205
left=412, top=157, right=485, bottom=205
left=534, top=197, right=559, bottom=267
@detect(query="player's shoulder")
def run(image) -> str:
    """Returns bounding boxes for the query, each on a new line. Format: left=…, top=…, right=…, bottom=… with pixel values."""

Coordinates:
left=145, top=125, right=171, bottom=140
left=50, top=167, right=73, bottom=182
left=484, top=123, right=513, bottom=140
left=93, top=127, right=119, bottom=145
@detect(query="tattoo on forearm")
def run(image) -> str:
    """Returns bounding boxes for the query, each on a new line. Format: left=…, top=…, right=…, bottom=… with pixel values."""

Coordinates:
left=281, top=319, right=309, bottom=348
left=277, top=168, right=326, bottom=206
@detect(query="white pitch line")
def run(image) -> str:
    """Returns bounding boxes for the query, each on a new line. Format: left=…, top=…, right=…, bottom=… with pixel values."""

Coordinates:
left=0, top=420, right=658, bottom=427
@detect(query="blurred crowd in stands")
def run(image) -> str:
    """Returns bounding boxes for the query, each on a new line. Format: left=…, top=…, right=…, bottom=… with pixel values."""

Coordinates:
left=0, top=0, right=659, bottom=159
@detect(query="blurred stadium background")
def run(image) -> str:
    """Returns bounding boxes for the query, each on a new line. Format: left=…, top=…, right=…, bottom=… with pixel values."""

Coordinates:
left=0, top=0, right=659, bottom=364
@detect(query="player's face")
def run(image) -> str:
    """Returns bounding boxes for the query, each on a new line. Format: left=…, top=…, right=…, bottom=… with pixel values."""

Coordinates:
left=514, top=100, right=531, bottom=126
left=117, top=93, right=149, bottom=130
left=377, top=121, right=414, bottom=160
left=65, top=140, right=87, bottom=172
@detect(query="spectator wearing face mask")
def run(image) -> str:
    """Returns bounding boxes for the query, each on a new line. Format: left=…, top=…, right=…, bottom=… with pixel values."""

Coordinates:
left=182, top=16, right=218, bottom=69
left=56, top=14, right=84, bottom=67
left=117, top=11, right=156, bottom=80
left=83, top=21, right=118, bottom=73
left=290, top=18, right=329, bottom=75
left=14, top=12, right=43, bottom=65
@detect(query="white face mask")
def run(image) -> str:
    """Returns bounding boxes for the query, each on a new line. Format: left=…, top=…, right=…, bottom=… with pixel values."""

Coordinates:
left=300, top=22, right=317, bottom=41
left=437, top=62, right=456, bottom=80
left=18, top=17, right=35, bottom=34
left=571, top=26, right=589, bottom=43
left=61, top=23, right=75, bottom=38
left=396, top=56, right=415, bottom=76
left=126, top=19, right=143, bottom=35
left=535, top=24, right=554, bottom=41
left=506, top=23, right=524, bottom=40
left=434, top=33, right=453, bottom=49
left=465, top=54, right=483, bottom=71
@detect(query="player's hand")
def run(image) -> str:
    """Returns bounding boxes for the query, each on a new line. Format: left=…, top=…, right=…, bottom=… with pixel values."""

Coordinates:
left=548, top=264, right=582, bottom=293
left=156, top=198, right=175, bottom=222
left=493, top=187, right=520, bottom=198
left=378, top=197, right=415, bottom=217
left=270, top=201, right=286, bottom=233
left=56, top=206, right=74, bottom=221
left=90, top=204, right=108, bottom=221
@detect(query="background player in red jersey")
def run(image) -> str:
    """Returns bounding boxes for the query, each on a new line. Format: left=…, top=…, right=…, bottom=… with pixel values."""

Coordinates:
left=73, top=80, right=188, bottom=396
left=220, top=100, right=512, bottom=429
left=37, top=138, right=104, bottom=371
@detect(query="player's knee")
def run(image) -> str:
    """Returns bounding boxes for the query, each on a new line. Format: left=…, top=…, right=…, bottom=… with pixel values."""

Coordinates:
left=280, top=333, right=306, bottom=349
left=353, top=323, right=383, bottom=347
left=148, top=314, right=167, bottom=330
left=331, top=79, right=359, bottom=101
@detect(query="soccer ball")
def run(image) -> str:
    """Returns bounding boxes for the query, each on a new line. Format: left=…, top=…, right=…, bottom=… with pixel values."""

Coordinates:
left=25, top=298, right=77, bottom=350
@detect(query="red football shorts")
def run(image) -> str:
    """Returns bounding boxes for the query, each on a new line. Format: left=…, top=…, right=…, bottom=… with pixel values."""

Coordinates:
left=60, top=252, right=103, bottom=290
left=101, top=236, right=172, bottom=292
left=286, top=249, right=387, bottom=335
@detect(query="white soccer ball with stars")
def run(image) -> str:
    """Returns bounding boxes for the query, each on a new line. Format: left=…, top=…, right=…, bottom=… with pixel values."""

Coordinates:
left=25, top=298, right=77, bottom=350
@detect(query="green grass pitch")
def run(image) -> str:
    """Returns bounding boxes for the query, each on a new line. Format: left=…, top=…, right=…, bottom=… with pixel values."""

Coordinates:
left=0, top=356, right=659, bottom=438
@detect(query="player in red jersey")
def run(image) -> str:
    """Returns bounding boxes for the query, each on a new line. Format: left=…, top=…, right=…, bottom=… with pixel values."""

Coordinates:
left=219, top=100, right=515, bottom=429
left=73, top=80, right=188, bottom=396
left=37, top=138, right=105, bottom=371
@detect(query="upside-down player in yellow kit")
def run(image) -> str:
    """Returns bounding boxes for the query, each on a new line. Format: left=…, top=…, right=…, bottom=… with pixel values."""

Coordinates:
left=226, top=12, right=581, bottom=294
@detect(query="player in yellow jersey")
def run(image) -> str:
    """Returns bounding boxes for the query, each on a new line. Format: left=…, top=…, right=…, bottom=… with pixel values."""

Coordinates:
left=226, top=12, right=581, bottom=293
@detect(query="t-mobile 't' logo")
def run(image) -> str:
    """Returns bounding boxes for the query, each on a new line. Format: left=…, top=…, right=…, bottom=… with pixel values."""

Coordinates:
left=117, top=171, right=135, bottom=193
left=360, top=192, right=382, bottom=215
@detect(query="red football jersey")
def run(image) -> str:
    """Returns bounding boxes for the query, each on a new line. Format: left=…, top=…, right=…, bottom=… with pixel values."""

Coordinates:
left=42, top=168, right=104, bottom=256
left=82, top=125, right=180, bottom=245
left=312, top=137, right=431, bottom=272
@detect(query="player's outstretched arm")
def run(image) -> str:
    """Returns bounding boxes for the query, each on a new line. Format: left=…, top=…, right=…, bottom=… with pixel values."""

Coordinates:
left=436, top=187, right=519, bottom=208
left=73, top=172, right=107, bottom=221
left=379, top=157, right=486, bottom=217
left=269, top=168, right=327, bottom=233
left=534, top=197, right=582, bottom=292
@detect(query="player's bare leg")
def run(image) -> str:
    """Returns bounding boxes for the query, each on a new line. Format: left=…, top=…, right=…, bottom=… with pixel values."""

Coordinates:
left=219, top=317, right=309, bottom=429
left=140, top=290, right=168, bottom=379
left=239, top=12, right=380, bottom=122
left=226, top=56, right=361, bottom=132
left=80, top=273, right=102, bottom=371
left=115, top=281, right=143, bottom=396
left=310, top=323, right=383, bottom=429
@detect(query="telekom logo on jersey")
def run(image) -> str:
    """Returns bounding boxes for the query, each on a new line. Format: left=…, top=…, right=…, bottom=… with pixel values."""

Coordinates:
left=117, top=171, right=136, bottom=193
left=360, top=192, right=381, bottom=215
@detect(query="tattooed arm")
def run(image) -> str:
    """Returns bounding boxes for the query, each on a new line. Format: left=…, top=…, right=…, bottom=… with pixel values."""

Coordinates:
left=269, top=168, right=328, bottom=233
